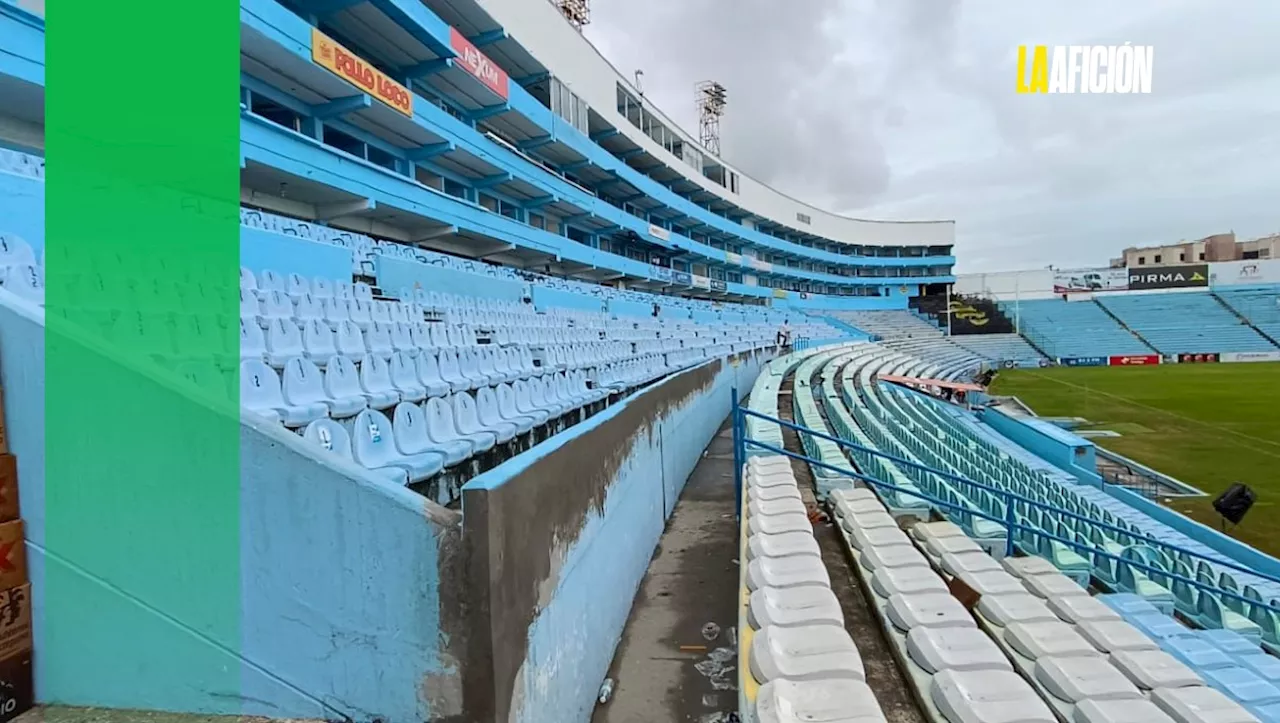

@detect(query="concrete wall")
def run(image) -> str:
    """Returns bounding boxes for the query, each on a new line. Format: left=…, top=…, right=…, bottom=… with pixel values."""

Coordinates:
left=531, top=286, right=603, bottom=313
left=240, top=226, right=353, bottom=281
left=460, top=350, right=770, bottom=723
left=0, top=172, right=43, bottom=254
left=376, top=254, right=527, bottom=302
left=3, top=293, right=467, bottom=722
left=978, top=407, right=1105, bottom=486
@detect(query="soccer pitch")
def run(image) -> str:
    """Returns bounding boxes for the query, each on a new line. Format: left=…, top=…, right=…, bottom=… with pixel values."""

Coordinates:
left=990, top=363, right=1280, bottom=556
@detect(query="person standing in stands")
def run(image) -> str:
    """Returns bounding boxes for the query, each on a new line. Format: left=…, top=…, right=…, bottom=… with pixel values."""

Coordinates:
left=776, top=321, right=792, bottom=350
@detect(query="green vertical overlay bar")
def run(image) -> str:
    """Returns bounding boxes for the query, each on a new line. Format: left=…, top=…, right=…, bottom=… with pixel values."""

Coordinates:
left=45, top=0, right=242, bottom=709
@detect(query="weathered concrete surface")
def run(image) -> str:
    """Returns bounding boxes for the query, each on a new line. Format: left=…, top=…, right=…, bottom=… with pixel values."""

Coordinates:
left=592, top=421, right=741, bottom=723
left=13, top=707, right=325, bottom=723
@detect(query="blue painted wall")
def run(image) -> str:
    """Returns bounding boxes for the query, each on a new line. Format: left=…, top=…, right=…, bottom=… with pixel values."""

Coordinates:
left=977, top=407, right=1105, bottom=486
left=463, top=352, right=768, bottom=723
left=377, top=254, right=527, bottom=302
left=240, top=226, right=353, bottom=281
left=531, top=286, right=603, bottom=313
left=607, top=298, right=651, bottom=318
left=0, top=173, right=43, bottom=255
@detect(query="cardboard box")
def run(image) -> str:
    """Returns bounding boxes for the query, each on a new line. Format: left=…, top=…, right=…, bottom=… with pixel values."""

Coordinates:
left=0, top=456, right=16, bottom=523
left=0, top=523, right=24, bottom=593
left=0, top=585, right=29, bottom=661
left=0, top=649, right=32, bottom=723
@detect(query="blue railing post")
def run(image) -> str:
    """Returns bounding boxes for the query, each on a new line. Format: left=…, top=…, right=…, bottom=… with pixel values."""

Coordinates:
left=731, top=386, right=743, bottom=519
left=1004, top=491, right=1017, bottom=558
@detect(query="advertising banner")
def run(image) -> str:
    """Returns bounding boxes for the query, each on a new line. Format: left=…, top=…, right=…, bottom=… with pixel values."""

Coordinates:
left=1220, top=351, right=1280, bottom=363
left=1209, top=260, right=1280, bottom=287
left=725, top=252, right=742, bottom=266
left=1052, top=267, right=1129, bottom=294
left=751, top=258, right=773, bottom=272
left=1127, top=264, right=1208, bottom=290
left=312, top=29, right=413, bottom=116
left=647, top=223, right=671, bottom=242
left=671, top=271, right=692, bottom=286
left=772, top=288, right=788, bottom=299
left=710, top=279, right=727, bottom=292
left=650, top=265, right=672, bottom=283
left=692, top=274, right=711, bottom=290
left=449, top=28, right=509, bottom=99
left=1059, top=356, right=1108, bottom=367
left=1176, top=353, right=1220, bottom=364
left=1109, top=354, right=1161, bottom=366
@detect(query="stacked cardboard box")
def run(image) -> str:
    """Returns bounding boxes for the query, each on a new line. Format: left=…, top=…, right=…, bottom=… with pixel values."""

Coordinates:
left=0, top=393, right=30, bottom=722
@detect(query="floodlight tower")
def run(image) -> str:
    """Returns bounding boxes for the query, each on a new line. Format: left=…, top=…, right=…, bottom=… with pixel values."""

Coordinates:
left=556, top=0, right=590, bottom=30
left=696, top=80, right=727, bottom=155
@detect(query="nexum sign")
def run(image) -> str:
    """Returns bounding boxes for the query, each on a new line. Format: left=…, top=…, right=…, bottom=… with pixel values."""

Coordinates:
left=1016, top=44, right=1153, bottom=94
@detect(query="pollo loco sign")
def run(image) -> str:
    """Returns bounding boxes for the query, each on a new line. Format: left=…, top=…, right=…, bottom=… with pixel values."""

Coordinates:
left=450, top=28, right=509, bottom=100
left=312, top=29, right=413, bottom=116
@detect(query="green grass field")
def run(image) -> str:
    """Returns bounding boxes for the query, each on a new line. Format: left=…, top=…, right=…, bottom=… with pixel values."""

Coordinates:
left=990, top=363, right=1280, bottom=556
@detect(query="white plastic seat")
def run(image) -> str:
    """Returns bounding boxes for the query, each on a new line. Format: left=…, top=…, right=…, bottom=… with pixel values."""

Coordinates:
left=302, top=419, right=406, bottom=485
left=941, top=552, right=1004, bottom=577
left=955, top=569, right=1029, bottom=597
left=312, top=277, right=334, bottom=300
left=976, top=593, right=1057, bottom=627
left=755, top=679, right=887, bottom=723
left=280, top=357, right=338, bottom=418
left=258, top=289, right=293, bottom=326
left=1003, top=555, right=1061, bottom=579
left=240, top=359, right=325, bottom=427
left=750, top=624, right=864, bottom=683
left=391, top=402, right=467, bottom=467
left=348, top=300, right=374, bottom=331
left=335, top=320, right=367, bottom=361
left=240, top=317, right=267, bottom=362
left=257, top=269, right=286, bottom=296
left=1107, top=649, right=1201, bottom=690
left=912, top=520, right=967, bottom=542
left=477, top=385, right=532, bottom=436
left=294, top=292, right=323, bottom=322
left=926, top=535, right=984, bottom=559
left=886, top=592, right=976, bottom=632
left=301, top=318, right=338, bottom=366
left=1150, top=685, right=1258, bottom=723
left=388, top=352, right=427, bottom=403
left=453, top=392, right=511, bottom=445
left=907, top=625, right=1012, bottom=674
left=748, top=531, right=820, bottom=560
left=390, top=323, right=417, bottom=357
left=749, top=512, right=813, bottom=537
left=320, top=356, right=370, bottom=418
left=748, top=497, right=807, bottom=518
left=436, top=349, right=471, bottom=392
left=748, top=586, right=843, bottom=629
left=930, top=668, right=1056, bottom=723
left=871, top=566, right=949, bottom=598
left=1034, top=655, right=1142, bottom=703
left=322, top=298, right=350, bottom=328
left=860, top=544, right=929, bottom=573
left=349, top=409, right=444, bottom=483
left=1072, top=698, right=1176, bottom=723
left=747, top=555, right=830, bottom=591
left=367, top=323, right=395, bottom=360
left=425, top=396, right=491, bottom=457
left=1023, top=572, right=1087, bottom=600
left=849, top=525, right=910, bottom=552
left=1004, top=621, right=1100, bottom=660
left=1049, top=595, right=1123, bottom=625
left=414, top=352, right=452, bottom=398
left=494, top=383, right=539, bottom=431
left=264, top=318, right=304, bottom=368
left=510, top=380, right=551, bottom=425
left=0, top=264, right=43, bottom=305
left=357, top=354, right=401, bottom=410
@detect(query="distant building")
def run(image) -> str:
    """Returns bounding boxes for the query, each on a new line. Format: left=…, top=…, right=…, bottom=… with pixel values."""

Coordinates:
left=1112, top=232, right=1280, bottom=268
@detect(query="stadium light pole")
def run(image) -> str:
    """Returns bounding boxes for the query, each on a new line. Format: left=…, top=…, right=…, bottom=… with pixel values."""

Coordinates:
left=945, top=284, right=952, bottom=335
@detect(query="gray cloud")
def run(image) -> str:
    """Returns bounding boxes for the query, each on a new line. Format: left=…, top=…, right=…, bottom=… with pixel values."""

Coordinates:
left=587, top=0, right=1280, bottom=272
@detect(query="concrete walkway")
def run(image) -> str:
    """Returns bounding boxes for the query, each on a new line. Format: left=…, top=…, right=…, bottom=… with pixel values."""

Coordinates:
left=592, top=419, right=741, bottom=723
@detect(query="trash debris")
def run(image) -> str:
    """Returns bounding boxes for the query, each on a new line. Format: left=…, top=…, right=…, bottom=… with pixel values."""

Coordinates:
left=597, top=678, right=614, bottom=705
left=680, top=644, right=708, bottom=652
left=702, top=622, right=721, bottom=641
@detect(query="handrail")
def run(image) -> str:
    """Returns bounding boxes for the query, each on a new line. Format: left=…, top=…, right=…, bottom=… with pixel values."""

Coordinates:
left=731, top=394, right=1280, bottom=615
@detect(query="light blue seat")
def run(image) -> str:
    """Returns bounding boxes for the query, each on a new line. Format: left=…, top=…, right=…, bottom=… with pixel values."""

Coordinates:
left=350, top=408, right=444, bottom=483
left=389, top=351, right=427, bottom=403
left=240, top=359, right=325, bottom=427
left=320, top=355, right=370, bottom=418
left=511, top=380, right=552, bottom=424
left=426, top=396, right=493, bottom=456
left=1128, top=612, right=1191, bottom=641
left=357, top=354, right=401, bottom=410
left=453, top=391, right=514, bottom=444
left=1099, top=593, right=1159, bottom=617
left=479, top=385, right=533, bottom=436
left=1199, top=666, right=1280, bottom=709
left=391, top=402, right=468, bottom=468
left=436, top=348, right=472, bottom=392
left=1116, top=549, right=1175, bottom=614
left=302, top=419, right=407, bottom=485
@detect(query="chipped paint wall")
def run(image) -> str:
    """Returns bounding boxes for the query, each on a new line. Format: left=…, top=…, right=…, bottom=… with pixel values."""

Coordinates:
left=462, top=350, right=771, bottom=723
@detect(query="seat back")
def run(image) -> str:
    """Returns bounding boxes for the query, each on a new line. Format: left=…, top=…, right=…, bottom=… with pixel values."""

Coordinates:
left=303, top=318, right=337, bottom=358
left=241, top=359, right=285, bottom=410
left=312, top=277, right=334, bottom=299
left=287, top=272, right=311, bottom=299
left=392, top=401, right=432, bottom=455
left=351, top=408, right=398, bottom=468
left=425, top=397, right=460, bottom=442
left=295, top=292, right=323, bottom=321
left=389, top=351, right=419, bottom=388
left=1, top=264, right=43, bottom=304
left=323, top=355, right=363, bottom=398
left=261, top=289, right=293, bottom=320
left=322, top=298, right=350, bottom=326
left=303, top=419, right=354, bottom=460
left=282, top=357, right=327, bottom=406
left=240, top=317, right=266, bottom=359
left=266, top=318, right=304, bottom=358
left=359, top=353, right=395, bottom=394
left=259, top=269, right=286, bottom=295
left=336, top=320, right=366, bottom=358
left=452, top=392, right=482, bottom=434
left=368, top=323, right=395, bottom=357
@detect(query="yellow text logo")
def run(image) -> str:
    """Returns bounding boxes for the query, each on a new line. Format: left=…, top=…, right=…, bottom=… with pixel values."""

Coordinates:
left=1016, top=44, right=1153, bottom=94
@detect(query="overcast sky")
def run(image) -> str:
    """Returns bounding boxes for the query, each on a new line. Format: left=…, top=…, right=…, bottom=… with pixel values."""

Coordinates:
left=585, top=0, right=1280, bottom=273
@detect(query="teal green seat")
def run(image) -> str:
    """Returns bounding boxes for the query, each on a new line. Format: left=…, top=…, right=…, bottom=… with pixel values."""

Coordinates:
left=1170, top=561, right=1199, bottom=618
left=1247, top=599, right=1280, bottom=655
left=1219, top=572, right=1243, bottom=614
left=1117, top=547, right=1175, bottom=614
left=1198, top=589, right=1263, bottom=643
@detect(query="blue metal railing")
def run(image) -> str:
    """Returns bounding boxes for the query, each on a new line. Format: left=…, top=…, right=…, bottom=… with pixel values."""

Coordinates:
left=730, top=393, right=1280, bottom=616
